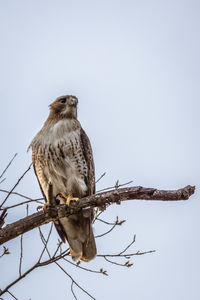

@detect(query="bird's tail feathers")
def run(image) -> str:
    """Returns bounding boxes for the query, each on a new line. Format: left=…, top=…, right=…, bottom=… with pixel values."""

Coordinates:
left=55, top=213, right=96, bottom=262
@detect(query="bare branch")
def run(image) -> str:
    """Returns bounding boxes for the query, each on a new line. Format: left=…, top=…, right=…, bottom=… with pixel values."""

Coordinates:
left=95, top=217, right=119, bottom=238
left=0, top=153, right=17, bottom=179
left=0, top=189, right=44, bottom=211
left=98, top=249, right=156, bottom=258
left=0, top=210, right=7, bottom=229
left=19, top=235, right=23, bottom=277
left=62, top=257, right=106, bottom=275
left=55, top=262, right=96, bottom=300
left=6, top=290, right=19, bottom=300
left=0, top=247, right=70, bottom=296
left=71, top=281, right=78, bottom=300
left=0, top=164, right=32, bottom=209
left=97, top=180, right=133, bottom=193
left=95, top=172, right=106, bottom=184
left=104, top=256, right=130, bottom=267
left=38, top=227, right=97, bottom=299
left=0, top=185, right=195, bottom=246
left=38, top=223, right=53, bottom=262
left=119, top=235, right=136, bottom=255
left=0, top=178, right=6, bottom=185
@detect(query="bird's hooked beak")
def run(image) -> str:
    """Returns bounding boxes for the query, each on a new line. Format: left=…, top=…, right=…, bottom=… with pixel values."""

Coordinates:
left=69, top=97, right=78, bottom=107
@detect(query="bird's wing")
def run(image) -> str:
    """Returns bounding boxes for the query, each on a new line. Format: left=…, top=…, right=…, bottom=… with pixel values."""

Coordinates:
left=80, top=127, right=95, bottom=196
left=32, top=148, right=49, bottom=201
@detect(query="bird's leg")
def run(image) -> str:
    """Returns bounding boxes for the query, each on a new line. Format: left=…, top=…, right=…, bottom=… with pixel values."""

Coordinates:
left=60, top=193, right=79, bottom=206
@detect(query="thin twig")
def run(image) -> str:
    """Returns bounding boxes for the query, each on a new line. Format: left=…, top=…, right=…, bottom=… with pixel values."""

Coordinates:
left=119, top=235, right=136, bottom=255
left=93, top=209, right=104, bottom=223
left=104, top=256, right=130, bottom=267
left=97, top=180, right=133, bottom=193
left=19, top=234, right=23, bottom=276
left=52, top=241, right=63, bottom=258
left=96, top=217, right=117, bottom=225
left=26, top=204, right=29, bottom=217
left=38, top=223, right=53, bottom=262
left=55, top=262, right=96, bottom=300
left=39, top=229, right=96, bottom=299
left=0, top=198, right=43, bottom=211
left=71, top=281, right=78, bottom=300
left=95, top=217, right=119, bottom=238
left=0, top=178, right=6, bottom=185
left=97, top=250, right=156, bottom=258
left=95, top=172, right=106, bottom=184
left=7, top=290, right=19, bottom=300
left=0, top=248, right=70, bottom=296
left=0, top=164, right=32, bottom=209
left=0, top=189, right=44, bottom=211
left=0, top=210, right=7, bottom=228
left=0, top=263, right=39, bottom=296
left=0, top=189, right=43, bottom=202
left=62, top=257, right=105, bottom=275
left=0, top=153, right=17, bottom=179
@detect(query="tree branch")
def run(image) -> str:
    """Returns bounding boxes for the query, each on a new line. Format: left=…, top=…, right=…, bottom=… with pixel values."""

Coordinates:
left=0, top=185, right=195, bottom=245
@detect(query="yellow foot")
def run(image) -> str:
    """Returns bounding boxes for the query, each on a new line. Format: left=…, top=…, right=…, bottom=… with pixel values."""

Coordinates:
left=60, top=193, right=79, bottom=206
left=37, top=202, right=49, bottom=211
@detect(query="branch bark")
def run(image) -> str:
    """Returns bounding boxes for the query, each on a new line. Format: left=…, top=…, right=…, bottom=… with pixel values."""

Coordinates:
left=0, top=185, right=195, bottom=246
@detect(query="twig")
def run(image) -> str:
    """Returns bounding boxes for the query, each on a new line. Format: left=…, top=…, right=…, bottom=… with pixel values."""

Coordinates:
left=0, top=164, right=32, bottom=209
left=104, top=256, right=130, bottom=267
left=96, top=217, right=126, bottom=226
left=97, top=180, right=133, bottom=193
left=98, top=250, right=156, bottom=258
left=0, top=189, right=43, bottom=202
left=52, top=240, right=64, bottom=258
left=96, top=217, right=118, bottom=225
left=95, top=217, right=119, bottom=238
left=0, top=210, right=7, bottom=229
left=39, top=228, right=96, bottom=299
left=0, top=178, right=6, bottom=185
left=38, top=223, right=53, bottom=262
left=71, top=281, right=78, bottom=300
left=55, top=262, right=96, bottom=300
left=7, top=290, right=19, bottom=300
left=95, top=172, right=106, bottom=184
left=119, top=235, right=136, bottom=255
left=0, top=263, right=39, bottom=296
left=0, top=153, right=17, bottom=179
left=0, top=189, right=44, bottom=211
left=19, top=234, right=23, bottom=276
left=0, top=198, right=43, bottom=211
left=62, top=257, right=105, bottom=275
left=0, top=248, right=70, bottom=296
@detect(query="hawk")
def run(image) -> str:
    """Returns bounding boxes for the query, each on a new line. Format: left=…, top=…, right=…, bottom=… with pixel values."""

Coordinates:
left=29, top=95, right=97, bottom=262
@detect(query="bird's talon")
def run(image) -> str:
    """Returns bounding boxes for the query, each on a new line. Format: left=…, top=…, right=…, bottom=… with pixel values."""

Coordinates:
left=60, top=193, right=79, bottom=206
left=37, top=203, right=49, bottom=211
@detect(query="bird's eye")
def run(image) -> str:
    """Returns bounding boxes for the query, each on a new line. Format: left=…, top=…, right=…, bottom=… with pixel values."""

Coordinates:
left=60, top=98, right=66, bottom=104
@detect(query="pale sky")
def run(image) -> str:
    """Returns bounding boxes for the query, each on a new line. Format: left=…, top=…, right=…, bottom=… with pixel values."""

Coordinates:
left=0, top=1, right=200, bottom=299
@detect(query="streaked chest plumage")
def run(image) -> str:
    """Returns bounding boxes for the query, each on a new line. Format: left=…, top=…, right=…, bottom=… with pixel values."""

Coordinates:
left=31, top=119, right=88, bottom=199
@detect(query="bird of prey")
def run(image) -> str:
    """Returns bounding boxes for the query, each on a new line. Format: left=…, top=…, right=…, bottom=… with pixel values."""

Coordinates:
left=28, top=95, right=96, bottom=262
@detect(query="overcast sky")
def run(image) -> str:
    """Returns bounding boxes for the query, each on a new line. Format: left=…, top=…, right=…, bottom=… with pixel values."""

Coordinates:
left=0, top=0, right=200, bottom=299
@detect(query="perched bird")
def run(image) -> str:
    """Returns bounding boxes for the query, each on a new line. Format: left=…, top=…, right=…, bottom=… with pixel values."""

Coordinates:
left=28, top=95, right=96, bottom=262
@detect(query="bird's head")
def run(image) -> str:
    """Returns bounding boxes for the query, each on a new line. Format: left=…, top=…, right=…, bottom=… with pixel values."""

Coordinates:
left=49, top=95, right=78, bottom=119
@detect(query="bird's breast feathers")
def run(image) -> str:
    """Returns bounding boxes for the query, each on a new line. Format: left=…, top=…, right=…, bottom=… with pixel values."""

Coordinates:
left=32, top=119, right=88, bottom=198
